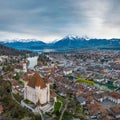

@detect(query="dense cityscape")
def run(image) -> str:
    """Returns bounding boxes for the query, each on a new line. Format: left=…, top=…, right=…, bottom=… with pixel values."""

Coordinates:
left=0, top=0, right=120, bottom=120
left=0, top=50, right=120, bottom=120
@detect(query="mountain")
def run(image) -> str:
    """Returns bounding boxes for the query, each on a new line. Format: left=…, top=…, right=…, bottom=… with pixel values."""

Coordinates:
left=1, top=36, right=120, bottom=51
left=0, top=40, right=47, bottom=50
left=50, top=36, right=120, bottom=50
left=51, top=35, right=87, bottom=48
left=0, top=44, right=35, bottom=56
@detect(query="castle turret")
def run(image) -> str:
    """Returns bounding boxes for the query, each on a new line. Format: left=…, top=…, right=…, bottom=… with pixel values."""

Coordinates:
left=23, top=61, right=27, bottom=73
left=24, top=74, right=29, bottom=99
left=46, top=78, right=50, bottom=102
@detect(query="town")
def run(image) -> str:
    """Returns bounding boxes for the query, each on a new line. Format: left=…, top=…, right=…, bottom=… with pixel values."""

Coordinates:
left=0, top=50, right=120, bottom=120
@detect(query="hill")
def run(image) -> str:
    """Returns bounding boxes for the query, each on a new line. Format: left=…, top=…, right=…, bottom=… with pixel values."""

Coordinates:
left=1, top=41, right=47, bottom=50
left=0, top=44, right=35, bottom=56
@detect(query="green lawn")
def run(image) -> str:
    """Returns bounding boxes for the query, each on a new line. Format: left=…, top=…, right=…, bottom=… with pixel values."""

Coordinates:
left=23, top=99, right=34, bottom=104
left=57, top=95, right=65, bottom=103
left=54, top=102, right=61, bottom=111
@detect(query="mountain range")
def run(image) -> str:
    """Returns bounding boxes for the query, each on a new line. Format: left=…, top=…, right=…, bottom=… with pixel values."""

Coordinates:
left=0, top=35, right=120, bottom=52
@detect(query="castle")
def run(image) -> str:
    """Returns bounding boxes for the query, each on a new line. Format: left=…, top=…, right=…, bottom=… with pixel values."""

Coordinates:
left=24, top=72, right=50, bottom=105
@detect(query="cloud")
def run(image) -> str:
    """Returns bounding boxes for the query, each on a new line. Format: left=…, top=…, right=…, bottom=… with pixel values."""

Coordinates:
left=0, top=0, right=120, bottom=42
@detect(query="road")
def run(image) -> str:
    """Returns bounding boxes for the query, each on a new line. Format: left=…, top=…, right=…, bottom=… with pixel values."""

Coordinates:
left=59, top=98, right=69, bottom=120
left=11, top=92, right=21, bottom=105
left=36, top=107, right=44, bottom=120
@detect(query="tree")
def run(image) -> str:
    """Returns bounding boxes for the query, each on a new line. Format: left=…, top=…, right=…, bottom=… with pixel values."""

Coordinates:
left=14, top=72, right=20, bottom=81
left=8, top=65, right=14, bottom=71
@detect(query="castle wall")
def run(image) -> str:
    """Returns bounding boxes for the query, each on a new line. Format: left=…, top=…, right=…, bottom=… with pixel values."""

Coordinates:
left=24, top=85, right=49, bottom=105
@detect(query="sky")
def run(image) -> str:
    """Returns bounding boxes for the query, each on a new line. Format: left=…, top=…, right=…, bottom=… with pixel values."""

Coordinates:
left=0, top=0, right=120, bottom=42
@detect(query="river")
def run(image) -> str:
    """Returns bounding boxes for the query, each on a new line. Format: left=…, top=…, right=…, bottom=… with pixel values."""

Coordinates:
left=27, top=56, right=38, bottom=69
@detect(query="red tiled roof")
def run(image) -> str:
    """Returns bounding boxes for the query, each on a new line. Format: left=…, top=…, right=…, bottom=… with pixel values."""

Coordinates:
left=109, top=91, right=120, bottom=99
left=102, top=115, right=114, bottom=120
left=110, top=106, right=120, bottom=115
left=28, top=72, right=46, bottom=89
left=87, top=101, right=107, bottom=116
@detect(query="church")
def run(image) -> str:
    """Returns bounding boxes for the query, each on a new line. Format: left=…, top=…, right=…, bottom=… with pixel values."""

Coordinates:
left=24, top=72, right=50, bottom=105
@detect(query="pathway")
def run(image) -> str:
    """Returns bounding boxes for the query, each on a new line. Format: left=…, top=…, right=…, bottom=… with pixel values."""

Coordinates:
left=59, top=98, right=69, bottom=120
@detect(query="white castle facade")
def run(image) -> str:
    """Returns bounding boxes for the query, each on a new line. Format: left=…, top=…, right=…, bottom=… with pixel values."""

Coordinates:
left=24, top=72, right=50, bottom=105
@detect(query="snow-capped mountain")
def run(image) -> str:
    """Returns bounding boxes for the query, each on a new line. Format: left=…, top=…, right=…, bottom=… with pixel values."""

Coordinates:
left=50, top=35, right=120, bottom=50
left=52, top=35, right=87, bottom=48
left=0, top=40, right=47, bottom=50
left=63, top=35, right=90, bottom=40
left=0, top=35, right=120, bottom=51
left=1, top=39, right=43, bottom=43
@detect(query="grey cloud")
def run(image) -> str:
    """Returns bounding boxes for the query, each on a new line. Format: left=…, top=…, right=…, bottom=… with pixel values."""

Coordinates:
left=102, top=0, right=120, bottom=27
left=0, top=0, right=120, bottom=41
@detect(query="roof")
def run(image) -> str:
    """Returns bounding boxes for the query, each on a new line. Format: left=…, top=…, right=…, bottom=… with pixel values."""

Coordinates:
left=110, top=106, right=120, bottom=115
left=24, top=74, right=29, bottom=82
left=109, top=91, right=120, bottom=99
left=23, top=61, right=27, bottom=64
left=87, top=101, right=107, bottom=116
left=27, top=72, right=46, bottom=89
left=14, top=64, right=23, bottom=70
left=77, top=96, right=86, bottom=103
left=45, top=77, right=50, bottom=84
left=0, top=105, right=3, bottom=112
left=102, top=115, right=114, bottom=120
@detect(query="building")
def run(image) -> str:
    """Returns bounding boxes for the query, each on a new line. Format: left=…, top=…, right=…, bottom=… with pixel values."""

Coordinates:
left=23, top=61, right=27, bottom=73
left=110, top=106, right=120, bottom=119
left=24, top=72, right=50, bottom=105
left=14, top=61, right=27, bottom=73
left=76, top=96, right=86, bottom=105
left=63, top=69, right=72, bottom=75
left=95, top=91, right=120, bottom=104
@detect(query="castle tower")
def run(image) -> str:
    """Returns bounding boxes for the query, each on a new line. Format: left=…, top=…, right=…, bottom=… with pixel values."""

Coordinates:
left=23, top=74, right=29, bottom=99
left=23, top=61, right=27, bottom=73
left=46, top=78, right=50, bottom=102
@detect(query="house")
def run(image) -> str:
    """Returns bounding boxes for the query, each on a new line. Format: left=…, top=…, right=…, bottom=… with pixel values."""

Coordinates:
left=14, top=64, right=23, bottom=72
left=63, top=69, right=72, bottom=75
left=95, top=91, right=120, bottom=104
left=108, top=92, right=120, bottom=104
left=94, top=91, right=107, bottom=102
left=14, top=61, right=27, bottom=73
left=24, top=72, right=50, bottom=105
left=87, top=101, right=107, bottom=119
left=76, top=96, right=86, bottom=105
left=110, top=106, right=120, bottom=119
